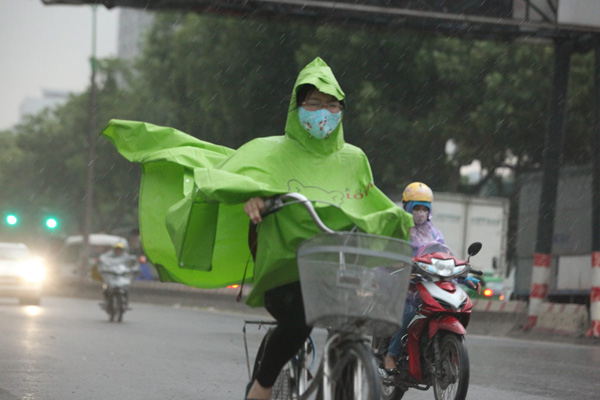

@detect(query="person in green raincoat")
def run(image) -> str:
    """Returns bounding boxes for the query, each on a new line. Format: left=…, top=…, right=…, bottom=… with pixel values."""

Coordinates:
left=102, top=57, right=413, bottom=400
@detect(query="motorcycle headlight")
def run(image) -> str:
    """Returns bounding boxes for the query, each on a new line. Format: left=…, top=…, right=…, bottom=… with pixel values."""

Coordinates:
left=452, top=264, right=468, bottom=276
left=19, top=258, right=46, bottom=283
left=419, top=258, right=468, bottom=277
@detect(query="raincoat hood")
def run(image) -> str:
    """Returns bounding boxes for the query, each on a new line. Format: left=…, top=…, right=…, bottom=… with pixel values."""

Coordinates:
left=285, top=57, right=345, bottom=155
left=102, top=57, right=413, bottom=307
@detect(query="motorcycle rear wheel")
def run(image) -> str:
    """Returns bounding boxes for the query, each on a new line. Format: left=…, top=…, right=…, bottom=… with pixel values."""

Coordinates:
left=381, top=380, right=405, bottom=400
left=371, top=337, right=405, bottom=400
left=433, top=333, right=469, bottom=400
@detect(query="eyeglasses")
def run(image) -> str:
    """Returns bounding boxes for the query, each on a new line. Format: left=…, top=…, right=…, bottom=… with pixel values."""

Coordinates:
left=301, top=100, right=343, bottom=112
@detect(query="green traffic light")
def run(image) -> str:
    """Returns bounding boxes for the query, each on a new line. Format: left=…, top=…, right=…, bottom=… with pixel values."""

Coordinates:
left=45, top=218, right=58, bottom=229
left=6, top=214, right=18, bottom=225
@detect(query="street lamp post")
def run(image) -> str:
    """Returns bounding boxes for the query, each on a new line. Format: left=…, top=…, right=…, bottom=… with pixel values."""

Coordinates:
left=81, top=5, right=98, bottom=281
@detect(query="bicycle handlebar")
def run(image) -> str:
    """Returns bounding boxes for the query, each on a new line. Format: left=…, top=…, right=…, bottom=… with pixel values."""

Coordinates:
left=263, top=192, right=335, bottom=234
left=263, top=195, right=482, bottom=279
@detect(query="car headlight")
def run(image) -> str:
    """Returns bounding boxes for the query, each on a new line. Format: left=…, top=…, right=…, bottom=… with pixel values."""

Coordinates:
left=19, top=258, right=46, bottom=283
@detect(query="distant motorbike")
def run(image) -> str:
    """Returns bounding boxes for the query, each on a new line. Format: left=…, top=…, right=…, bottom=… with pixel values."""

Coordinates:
left=98, top=255, right=139, bottom=322
left=373, top=242, right=483, bottom=400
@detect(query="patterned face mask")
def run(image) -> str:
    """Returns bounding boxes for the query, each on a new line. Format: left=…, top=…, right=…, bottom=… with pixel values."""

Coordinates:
left=412, top=209, right=429, bottom=225
left=298, top=107, right=342, bottom=139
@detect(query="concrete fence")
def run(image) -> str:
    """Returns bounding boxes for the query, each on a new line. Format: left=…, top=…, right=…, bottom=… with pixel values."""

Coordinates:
left=533, top=302, right=590, bottom=336
left=470, top=299, right=591, bottom=337
left=472, top=299, right=527, bottom=314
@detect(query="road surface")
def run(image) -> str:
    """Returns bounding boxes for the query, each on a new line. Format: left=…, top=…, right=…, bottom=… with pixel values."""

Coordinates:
left=0, top=296, right=598, bottom=400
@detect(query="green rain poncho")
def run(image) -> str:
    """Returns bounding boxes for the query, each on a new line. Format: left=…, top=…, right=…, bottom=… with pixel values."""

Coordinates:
left=102, top=57, right=413, bottom=307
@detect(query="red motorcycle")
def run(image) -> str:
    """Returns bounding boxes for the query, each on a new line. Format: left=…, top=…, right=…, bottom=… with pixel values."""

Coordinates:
left=373, top=241, right=483, bottom=400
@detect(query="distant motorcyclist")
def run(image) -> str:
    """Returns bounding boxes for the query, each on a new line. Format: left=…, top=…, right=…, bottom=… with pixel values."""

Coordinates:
left=98, top=242, right=139, bottom=308
left=382, top=182, right=480, bottom=374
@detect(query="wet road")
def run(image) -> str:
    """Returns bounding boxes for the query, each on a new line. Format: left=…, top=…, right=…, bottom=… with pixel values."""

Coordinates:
left=0, top=296, right=598, bottom=400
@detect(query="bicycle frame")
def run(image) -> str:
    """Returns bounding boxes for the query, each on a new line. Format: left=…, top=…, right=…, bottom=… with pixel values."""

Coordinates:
left=243, top=320, right=277, bottom=381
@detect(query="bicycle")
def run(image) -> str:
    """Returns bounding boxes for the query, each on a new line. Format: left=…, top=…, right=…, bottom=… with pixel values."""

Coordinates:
left=248, top=192, right=413, bottom=400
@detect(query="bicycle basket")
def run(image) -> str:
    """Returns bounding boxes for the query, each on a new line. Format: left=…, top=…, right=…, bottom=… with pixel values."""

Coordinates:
left=297, top=232, right=412, bottom=336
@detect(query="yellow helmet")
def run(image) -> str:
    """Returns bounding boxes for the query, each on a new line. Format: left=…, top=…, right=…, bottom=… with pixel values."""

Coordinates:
left=113, top=242, right=125, bottom=250
left=402, top=182, right=433, bottom=203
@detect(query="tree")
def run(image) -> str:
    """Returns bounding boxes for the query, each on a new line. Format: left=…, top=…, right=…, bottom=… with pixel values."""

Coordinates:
left=4, top=11, right=597, bottom=247
left=130, top=12, right=301, bottom=147
left=5, top=58, right=141, bottom=237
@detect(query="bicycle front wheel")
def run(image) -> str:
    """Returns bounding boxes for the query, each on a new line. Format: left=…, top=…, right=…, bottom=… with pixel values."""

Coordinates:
left=324, top=340, right=382, bottom=400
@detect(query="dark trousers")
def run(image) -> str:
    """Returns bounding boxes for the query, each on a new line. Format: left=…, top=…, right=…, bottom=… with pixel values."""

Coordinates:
left=255, top=281, right=313, bottom=387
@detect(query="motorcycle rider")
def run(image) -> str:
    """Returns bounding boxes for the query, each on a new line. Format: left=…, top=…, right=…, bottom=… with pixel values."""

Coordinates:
left=402, top=182, right=445, bottom=256
left=98, top=242, right=139, bottom=309
left=383, top=182, right=481, bottom=374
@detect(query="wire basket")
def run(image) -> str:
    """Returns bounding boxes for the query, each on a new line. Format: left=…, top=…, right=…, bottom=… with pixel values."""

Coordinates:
left=297, top=232, right=413, bottom=336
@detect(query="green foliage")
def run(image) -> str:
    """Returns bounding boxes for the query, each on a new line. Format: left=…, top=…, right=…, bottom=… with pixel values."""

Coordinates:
left=130, top=12, right=300, bottom=146
left=3, top=12, right=597, bottom=240
left=459, top=43, right=553, bottom=173
left=1, top=58, right=140, bottom=237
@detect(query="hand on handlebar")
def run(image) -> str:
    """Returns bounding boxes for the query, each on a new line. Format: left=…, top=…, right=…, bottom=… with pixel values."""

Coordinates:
left=244, top=197, right=266, bottom=224
left=464, top=275, right=482, bottom=294
left=472, top=281, right=482, bottom=295
left=244, top=193, right=336, bottom=234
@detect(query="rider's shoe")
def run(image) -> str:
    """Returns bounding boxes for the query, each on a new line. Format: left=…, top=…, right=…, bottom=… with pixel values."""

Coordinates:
left=378, top=364, right=399, bottom=384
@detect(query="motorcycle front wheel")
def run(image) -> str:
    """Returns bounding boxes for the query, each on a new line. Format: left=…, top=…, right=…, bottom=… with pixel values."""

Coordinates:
left=116, top=291, right=124, bottom=323
left=433, top=333, right=469, bottom=400
left=106, top=293, right=116, bottom=322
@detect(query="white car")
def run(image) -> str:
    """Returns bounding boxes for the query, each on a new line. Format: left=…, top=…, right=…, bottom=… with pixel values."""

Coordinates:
left=0, top=242, right=46, bottom=305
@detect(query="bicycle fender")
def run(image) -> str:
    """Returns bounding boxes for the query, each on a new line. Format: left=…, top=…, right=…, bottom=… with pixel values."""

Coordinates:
left=428, top=315, right=466, bottom=338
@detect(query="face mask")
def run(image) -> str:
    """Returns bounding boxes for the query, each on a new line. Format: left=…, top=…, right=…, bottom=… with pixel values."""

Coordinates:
left=298, top=107, right=342, bottom=139
left=412, top=210, right=429, bottom=225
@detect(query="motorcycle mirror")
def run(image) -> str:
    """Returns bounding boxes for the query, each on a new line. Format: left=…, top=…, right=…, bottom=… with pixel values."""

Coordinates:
left=467, top=242, right=482, bottom=257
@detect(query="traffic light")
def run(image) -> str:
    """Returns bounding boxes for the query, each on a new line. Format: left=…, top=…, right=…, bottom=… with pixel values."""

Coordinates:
left=44, top=217, right=58, bottom=230
left=5, top=214, right=18, bottom=226
left=2, top=210, right=63, bottom=232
